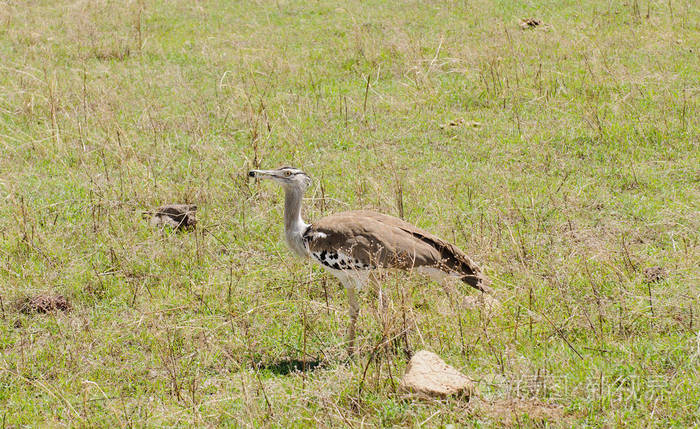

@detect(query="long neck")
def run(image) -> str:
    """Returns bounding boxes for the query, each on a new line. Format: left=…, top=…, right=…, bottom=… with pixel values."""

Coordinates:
left=283, top=186, right=309, bottom=257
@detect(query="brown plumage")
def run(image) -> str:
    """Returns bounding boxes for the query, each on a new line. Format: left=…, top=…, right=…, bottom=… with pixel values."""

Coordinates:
left=305, top=210, right=491, bottom=293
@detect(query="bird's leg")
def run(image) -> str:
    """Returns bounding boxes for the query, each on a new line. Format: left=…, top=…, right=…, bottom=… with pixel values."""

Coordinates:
left=369, top=271, right=408, bottom=356
left=369, top=271, right=389, bottom=323
left=368, top=272, right=390, bottom=354
left=345, top=285, right=360, bottom=357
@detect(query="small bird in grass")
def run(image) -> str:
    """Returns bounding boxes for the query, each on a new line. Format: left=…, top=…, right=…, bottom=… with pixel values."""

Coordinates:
left=249, top=166, right=492, bottom=356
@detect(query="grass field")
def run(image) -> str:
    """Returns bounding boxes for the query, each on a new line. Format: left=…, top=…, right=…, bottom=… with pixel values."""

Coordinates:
left=1, top=0, right=698, bottom=426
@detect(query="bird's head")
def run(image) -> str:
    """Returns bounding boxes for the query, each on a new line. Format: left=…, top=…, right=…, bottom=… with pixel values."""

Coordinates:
left=248, top=166, right=312, bottom=192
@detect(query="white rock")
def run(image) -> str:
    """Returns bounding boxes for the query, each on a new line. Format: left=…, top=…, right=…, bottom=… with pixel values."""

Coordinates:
left=400, top=350, right=475, bottom=398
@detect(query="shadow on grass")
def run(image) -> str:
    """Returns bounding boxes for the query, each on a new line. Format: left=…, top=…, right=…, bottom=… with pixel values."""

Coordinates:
left=255, top=357, right=326, bottom=376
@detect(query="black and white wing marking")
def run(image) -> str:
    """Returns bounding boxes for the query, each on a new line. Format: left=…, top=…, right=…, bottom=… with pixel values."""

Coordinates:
left=310, top=249, right=373, bottom=271
left=303, top=227, right=373, bottom=271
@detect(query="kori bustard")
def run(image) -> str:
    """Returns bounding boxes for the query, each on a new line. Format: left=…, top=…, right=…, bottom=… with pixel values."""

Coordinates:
left=249, top=166, right=491, bottom=355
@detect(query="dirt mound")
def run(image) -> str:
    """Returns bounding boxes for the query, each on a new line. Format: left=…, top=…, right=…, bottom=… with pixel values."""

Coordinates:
left=643, top=266, right=667, bottom=283
left=146, top=204, right=197, bottom=231
left=17, top=294, right=71, bottom=314
left=519, top=18, right=544, bottom=30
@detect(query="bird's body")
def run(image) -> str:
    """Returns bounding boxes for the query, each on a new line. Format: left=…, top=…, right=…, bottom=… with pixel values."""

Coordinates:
left=249, top=166, right=491, bottom=355
left=303, top=210, right=489, bottom=291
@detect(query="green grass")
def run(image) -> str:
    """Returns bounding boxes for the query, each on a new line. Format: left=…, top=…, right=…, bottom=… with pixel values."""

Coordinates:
left=1, top=0, right=698, bottom=426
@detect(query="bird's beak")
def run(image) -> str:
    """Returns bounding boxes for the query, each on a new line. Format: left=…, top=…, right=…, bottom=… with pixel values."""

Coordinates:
left=248, top=169, right=276, bottom=179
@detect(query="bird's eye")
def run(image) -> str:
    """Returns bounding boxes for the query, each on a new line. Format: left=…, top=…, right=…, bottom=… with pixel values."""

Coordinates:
left=284, top=171, right=292, bottom=177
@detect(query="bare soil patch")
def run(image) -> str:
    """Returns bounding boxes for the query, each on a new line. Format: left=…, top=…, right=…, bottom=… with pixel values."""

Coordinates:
left=474, top=398, right=567, bottom=426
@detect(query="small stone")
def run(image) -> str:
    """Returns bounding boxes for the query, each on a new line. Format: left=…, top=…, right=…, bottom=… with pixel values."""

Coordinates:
left=443, top=118, right=464, bottom=128
left=439, top=118, right=483, bottom=130
left=148, top=204, right=197, bottom=231
left=465, top=121, right=482, bottom=128
left=400, top=350, right=475, bottom=399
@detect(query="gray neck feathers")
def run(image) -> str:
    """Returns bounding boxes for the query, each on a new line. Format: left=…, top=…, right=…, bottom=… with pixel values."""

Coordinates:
left=283, top=186, right=309, bottom=258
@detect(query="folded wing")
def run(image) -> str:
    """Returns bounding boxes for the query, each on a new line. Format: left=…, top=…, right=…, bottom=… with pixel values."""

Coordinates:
left=304, top=210, right=491, bottom=292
